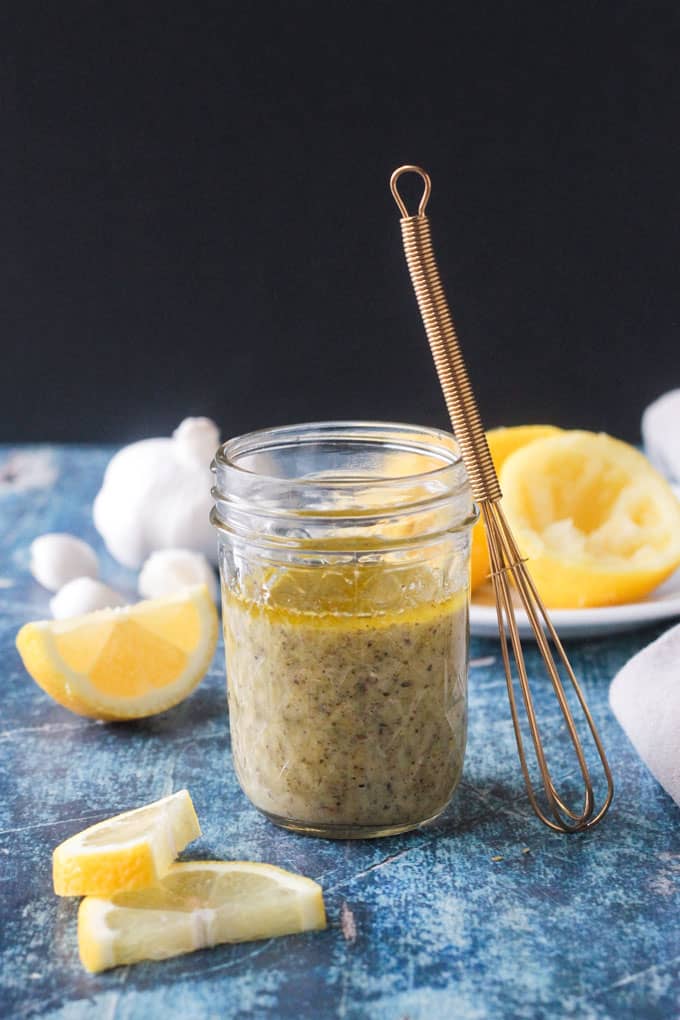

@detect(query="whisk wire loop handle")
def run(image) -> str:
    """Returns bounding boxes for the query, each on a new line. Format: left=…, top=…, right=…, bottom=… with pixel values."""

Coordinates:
left=390, top=169, right=501, bottom=504
left=390, top=165, right=614, bottom=833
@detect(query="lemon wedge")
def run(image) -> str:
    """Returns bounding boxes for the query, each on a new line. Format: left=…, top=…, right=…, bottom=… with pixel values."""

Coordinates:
left=499, top=430, right=680, bottom=607
left=15, top=584, right=218, bottom=719
left=77, top=860, right=327, bottom=973
left=470, top=425, right=562, bottom=590
left=53, top=790, right=201, bottom=897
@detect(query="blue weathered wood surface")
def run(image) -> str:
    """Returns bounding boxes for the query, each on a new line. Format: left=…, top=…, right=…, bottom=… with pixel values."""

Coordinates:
left=1, top=445, right=678, bottom=1020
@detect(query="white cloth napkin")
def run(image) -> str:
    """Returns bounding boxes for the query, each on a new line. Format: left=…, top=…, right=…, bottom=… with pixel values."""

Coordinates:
left=642, top=388, right=680, bottom=482
left=609, top=622, right=680, bottom=806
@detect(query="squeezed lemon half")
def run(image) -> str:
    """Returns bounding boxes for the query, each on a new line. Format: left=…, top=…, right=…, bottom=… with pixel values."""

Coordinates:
left=53, top=790, right=201, bottom=897
left=15, top=584, right=218, bottom=719
left=470, top=425, right=562, bottom=590
left=499, top=430, right=680, bottom=607
left=78, top=860, right=327, bottom=973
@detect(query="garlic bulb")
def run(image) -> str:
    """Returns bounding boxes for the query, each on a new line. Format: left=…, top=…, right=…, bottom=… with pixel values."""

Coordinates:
left=50, top=577, right=126, bottom=619
left=30, top=534, right=99, bottom=592
left=173, top=417, right=220, bottom=469
left=138, top=549, right=217, bottom=601
left=93, top=417, right=220, bottom=570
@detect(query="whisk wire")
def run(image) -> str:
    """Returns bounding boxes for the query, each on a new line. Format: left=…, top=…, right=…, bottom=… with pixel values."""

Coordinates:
left=485, top=502, right=600, bottom=829
left=483, top=504, right=581, bottom=828
left=390, top=164, right=614, bottom=833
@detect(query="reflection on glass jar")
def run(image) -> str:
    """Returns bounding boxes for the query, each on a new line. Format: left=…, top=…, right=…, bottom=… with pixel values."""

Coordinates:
left=211, top=422, right=477, bottom=838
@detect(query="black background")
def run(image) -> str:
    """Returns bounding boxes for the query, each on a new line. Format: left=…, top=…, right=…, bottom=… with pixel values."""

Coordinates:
left=3, top=2, right=679, bottom=445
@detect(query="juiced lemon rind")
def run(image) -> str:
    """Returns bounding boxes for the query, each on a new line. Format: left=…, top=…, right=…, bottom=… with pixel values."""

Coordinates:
left=499, top=430, right=680, bottom=608
left=470, top=425, right=563, bottom=590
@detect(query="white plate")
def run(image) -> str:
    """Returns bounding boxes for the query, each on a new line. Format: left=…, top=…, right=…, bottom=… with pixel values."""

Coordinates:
left=470, top=482, right=680, bottom=639
left=470, top=567, right=680, bottom=639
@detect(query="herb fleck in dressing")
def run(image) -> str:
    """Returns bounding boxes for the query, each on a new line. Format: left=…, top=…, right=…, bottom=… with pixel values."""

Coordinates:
left=223, top=568, right=468, bottom=837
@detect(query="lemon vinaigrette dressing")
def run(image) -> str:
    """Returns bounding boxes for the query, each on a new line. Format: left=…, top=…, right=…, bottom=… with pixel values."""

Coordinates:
left=212, top=422, right=477, bottom=838
left=223, top=569, right=469, bottom=836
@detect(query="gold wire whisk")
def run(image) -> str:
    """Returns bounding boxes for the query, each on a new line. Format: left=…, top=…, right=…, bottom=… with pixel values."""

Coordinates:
left=390, top=165, right=614, bottom=832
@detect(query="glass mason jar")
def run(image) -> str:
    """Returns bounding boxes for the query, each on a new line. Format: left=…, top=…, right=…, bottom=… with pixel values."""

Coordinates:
left=211, top=421, right=477, bottom=839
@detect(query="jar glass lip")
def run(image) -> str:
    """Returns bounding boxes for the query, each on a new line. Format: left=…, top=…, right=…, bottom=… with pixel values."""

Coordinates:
left=213, top=420, right=466, bottom=490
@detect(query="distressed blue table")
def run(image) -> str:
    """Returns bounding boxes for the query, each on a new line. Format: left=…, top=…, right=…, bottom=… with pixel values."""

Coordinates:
left=1, top=445, right=679, bottom=1020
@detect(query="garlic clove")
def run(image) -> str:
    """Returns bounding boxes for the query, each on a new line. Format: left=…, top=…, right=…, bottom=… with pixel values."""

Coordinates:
left=30, top=534, right=99, bottom=593
left=49, top=577, right=127, bottom=620
left=138, top=549, right=217, bottom=601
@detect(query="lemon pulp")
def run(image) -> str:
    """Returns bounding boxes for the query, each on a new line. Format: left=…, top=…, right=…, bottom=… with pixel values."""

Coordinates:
left=499, top=431, right=680, bottom=607
left=16, top=585, right=218, bottom=719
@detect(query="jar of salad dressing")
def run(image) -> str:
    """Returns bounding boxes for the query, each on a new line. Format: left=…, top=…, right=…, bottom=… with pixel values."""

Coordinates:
left=211, top=422, right=477, bottom=838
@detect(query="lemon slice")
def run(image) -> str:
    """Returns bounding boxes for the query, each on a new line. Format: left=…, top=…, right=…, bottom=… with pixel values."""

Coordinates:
left=499, top=430, right=680, bottom=608
left=15, top=584, right=218, bottom=720
left=53, top=790, right=201, bottom=897
left=78, top=860, right=327, bottom=973
left=470, top=425, right=562, bottom=590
